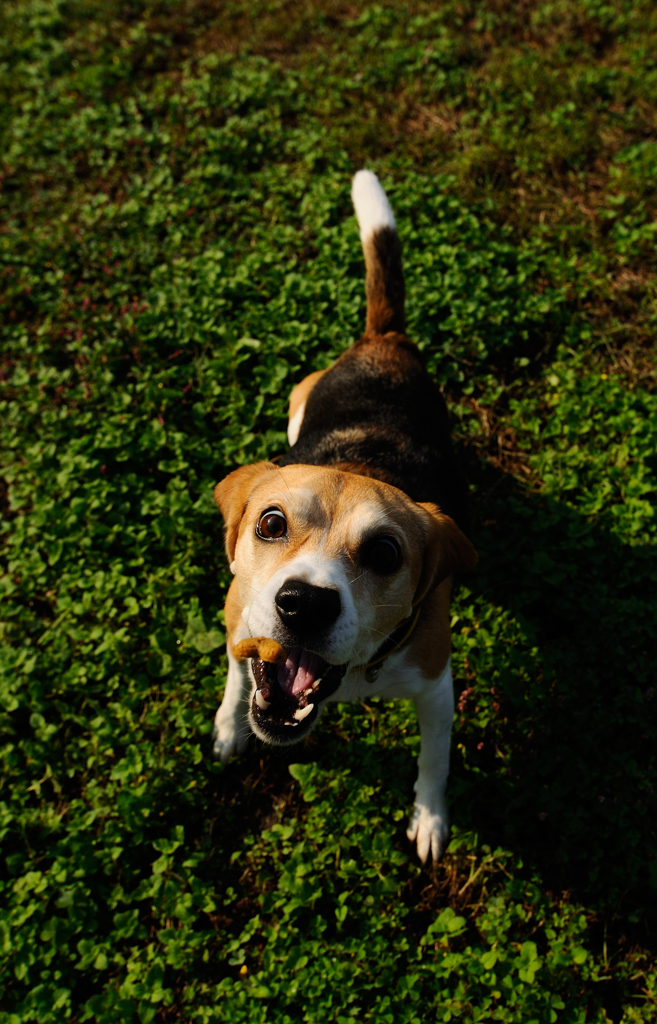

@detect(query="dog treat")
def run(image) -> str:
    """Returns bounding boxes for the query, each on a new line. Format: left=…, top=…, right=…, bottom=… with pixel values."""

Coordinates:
left=232, top=636, right=287, bottom=664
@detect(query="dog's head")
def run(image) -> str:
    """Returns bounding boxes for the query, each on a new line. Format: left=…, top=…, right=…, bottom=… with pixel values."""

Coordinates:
left=215, top=462, right=477, bottom=744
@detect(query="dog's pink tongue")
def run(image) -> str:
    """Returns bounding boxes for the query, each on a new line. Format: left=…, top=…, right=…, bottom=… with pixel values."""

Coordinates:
left=277, top=648, right=324, bottom=696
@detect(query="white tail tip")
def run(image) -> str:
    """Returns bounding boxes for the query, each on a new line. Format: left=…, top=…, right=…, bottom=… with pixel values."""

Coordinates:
left=351, top=170, right=396, bottom=243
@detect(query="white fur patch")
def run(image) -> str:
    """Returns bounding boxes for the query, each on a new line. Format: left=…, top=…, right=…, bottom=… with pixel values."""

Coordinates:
left=287, top=402, right=305, bottom=446
left=351, top=170, right=396, bottom=243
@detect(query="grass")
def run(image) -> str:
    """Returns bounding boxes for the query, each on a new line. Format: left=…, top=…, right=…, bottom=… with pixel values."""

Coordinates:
left=1, top=0, right=657, bottom=1021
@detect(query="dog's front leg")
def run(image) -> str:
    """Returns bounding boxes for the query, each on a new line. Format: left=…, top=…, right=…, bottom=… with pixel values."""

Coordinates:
left=406, top=659, right=454, bottom=863
left=212, top=650, right=252, bottom=763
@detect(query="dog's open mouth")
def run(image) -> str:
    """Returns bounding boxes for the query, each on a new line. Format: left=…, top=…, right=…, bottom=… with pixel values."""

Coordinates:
left=250, top=647, right=346, bottom=741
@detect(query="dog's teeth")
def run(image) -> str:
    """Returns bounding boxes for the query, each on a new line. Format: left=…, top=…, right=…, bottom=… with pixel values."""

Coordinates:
left=294, top=703, right=314, bottom=722
left=311, top=678, right=322, bottom=691
left=255, top=690, right=270, bottom=710
left=284, top=720, right=298, bottom=727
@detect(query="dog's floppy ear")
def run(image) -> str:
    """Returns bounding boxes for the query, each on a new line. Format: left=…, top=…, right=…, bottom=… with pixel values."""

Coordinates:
left=413, top=501, right=478, bottom=604
left=214, top=462, right=278, bottom=564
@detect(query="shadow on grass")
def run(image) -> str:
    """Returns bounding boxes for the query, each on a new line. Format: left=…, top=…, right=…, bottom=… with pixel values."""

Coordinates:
left=447, top=464, right=657, bottom=918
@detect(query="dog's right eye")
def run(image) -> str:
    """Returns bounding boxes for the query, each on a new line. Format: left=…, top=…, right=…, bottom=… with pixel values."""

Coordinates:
left=256, top=510, right=287, bottom=540
left=360, top=536, right=402, bottom=575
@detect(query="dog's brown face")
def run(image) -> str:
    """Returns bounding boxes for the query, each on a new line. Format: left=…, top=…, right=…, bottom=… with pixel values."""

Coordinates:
left=215, top=461, right=475, bottom=744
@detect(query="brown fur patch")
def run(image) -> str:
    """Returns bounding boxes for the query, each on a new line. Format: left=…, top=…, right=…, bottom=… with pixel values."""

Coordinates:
left=414, top=501, right=478, bottom=604
left=407, top=578, right=452, bottom=679
left=363, top=227, right=405, bottom=335
left=288, top=369, right=326, bottom=421
left=214, top=461, right=278, bottom=562
left=224, top=577, right=244, bottom=637
left=349, top=330, right=420, bottom=382
left=331, top=460, right=397, bottom=485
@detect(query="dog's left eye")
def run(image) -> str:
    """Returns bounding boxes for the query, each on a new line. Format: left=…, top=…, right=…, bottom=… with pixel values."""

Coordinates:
left=256, top=510, right=287, bottom=540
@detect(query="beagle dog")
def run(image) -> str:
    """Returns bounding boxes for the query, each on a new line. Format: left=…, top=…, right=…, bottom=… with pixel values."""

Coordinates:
left=212, top=171, right=477, bottom=862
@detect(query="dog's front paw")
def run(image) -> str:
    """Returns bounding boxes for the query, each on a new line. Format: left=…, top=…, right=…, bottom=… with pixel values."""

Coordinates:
left=406, top=801, right=449, bottom=864
left=212, top=708, right=251, bottom=763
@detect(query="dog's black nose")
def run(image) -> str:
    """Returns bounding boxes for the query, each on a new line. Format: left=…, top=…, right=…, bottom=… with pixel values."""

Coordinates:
left=275, top=578, right=341, bottom=635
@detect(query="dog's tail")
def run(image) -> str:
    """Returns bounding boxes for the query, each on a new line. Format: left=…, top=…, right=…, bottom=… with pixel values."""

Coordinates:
left=351, top=170, right=405, bottom=335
